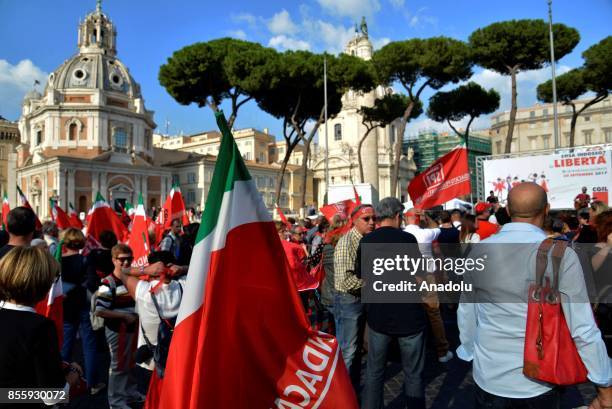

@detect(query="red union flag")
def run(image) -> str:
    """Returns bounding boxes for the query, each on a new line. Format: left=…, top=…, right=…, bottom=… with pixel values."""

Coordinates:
left=155, top=112, right=357, bottom=409
left=319, top=199, right=357, bottom=223
left=408, top=145, right=471, bottom=209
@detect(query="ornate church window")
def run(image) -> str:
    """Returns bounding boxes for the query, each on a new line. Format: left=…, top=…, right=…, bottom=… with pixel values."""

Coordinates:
left=113, top=127, right=128, bottom=152
left=334, top=124, right=342, bottom=141
left=69, top=123, right=78, bottom=141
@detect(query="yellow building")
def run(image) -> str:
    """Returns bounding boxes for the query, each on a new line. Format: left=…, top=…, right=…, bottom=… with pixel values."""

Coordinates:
left=489, top=95, right=612, bottom=154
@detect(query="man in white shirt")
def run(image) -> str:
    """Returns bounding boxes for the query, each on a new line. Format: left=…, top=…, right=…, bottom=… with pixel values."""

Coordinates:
left=458, top=182, right=611, bottom=408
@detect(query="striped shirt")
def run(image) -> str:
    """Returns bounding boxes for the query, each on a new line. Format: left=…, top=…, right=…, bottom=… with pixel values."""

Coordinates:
left=333, top=227, right=363, bottom=293
left=95, top=274, right=135, bottom=331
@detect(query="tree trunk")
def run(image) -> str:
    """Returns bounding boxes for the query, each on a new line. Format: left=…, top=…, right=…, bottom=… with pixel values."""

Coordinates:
left=570, top=94, right=606, bottom=148
left=358, top=127, right=375, bottom=184
left=505, top=67, right=518, bottom=154
left=390, top=101, right=415, bottom=198
left=298, top=119, right=324, bottom=212
left=274, top=152, right=291, bottom=209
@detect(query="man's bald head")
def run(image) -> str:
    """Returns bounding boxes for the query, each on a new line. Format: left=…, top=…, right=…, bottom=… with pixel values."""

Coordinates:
left=507, top=182, right=548, bottom=220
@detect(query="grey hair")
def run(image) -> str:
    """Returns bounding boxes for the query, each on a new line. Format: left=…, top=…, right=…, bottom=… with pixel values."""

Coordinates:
left=375, top=197, right=404, bottom=221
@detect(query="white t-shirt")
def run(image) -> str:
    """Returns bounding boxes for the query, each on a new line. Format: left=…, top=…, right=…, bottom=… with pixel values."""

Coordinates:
left=135, top=277, right=186, bottom=370
left=403, top=224, right=441, bottom=258
left=461, top=232, right=481, bottom=244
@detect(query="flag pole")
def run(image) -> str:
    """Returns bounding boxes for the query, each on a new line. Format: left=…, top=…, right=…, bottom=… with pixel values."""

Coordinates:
left=548, top=0, right=560, bottom=149
left=323, top=54, right=329, bottom=205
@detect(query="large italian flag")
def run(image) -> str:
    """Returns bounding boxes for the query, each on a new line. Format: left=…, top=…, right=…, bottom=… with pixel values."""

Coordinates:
left=157, top=112, right=357, bottom=408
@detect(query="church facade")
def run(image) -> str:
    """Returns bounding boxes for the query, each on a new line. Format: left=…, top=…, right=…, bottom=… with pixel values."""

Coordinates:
left=15, top=4, right=174, bottom=218
left=311, top=21, right=416, bottom=203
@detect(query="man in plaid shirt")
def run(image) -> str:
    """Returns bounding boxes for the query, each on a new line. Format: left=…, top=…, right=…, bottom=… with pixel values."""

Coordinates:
left=332, top=204, right=376, bottom=380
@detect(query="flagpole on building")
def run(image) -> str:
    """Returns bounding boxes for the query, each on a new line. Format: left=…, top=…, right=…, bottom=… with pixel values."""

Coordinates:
left=323, top=54, right=329, bottom=205
left=548, top=0, right=560, bottom=149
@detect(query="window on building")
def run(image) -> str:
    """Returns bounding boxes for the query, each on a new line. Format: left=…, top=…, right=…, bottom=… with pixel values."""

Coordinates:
left=542, top=108, right=548, bottom=116
left=565, top=106, right=572, bottom=113
left=69, top=123, right=78, bottom=141
left=334, top=124, right=342, bottom=141
left=529, top=136, right=537, bottom=150
left=584, top=116, right=591, bottom=122
left=563, top=132, right=571, bottom=146
left=187, top=190, right=196, bottom=205
left=259, top=152, right=265, bottom=163
left=495, top=141, right=502, bottom=153
left=529, top=111, right=535, bottom=118
left=113, top=128, right=128, bottom=152
left=243, top=152, right=251, bottom=161
left=583, top=130, right=593, bottom=145
left=511, top=139, right=517, bottom=152
left=542, top=134, right=551, bottom=149
left=279, top=147, right=285, bottom=156
left=172, top=174, right=180, bottom=185
left=36, top=130, right=42, bottom=145
left=604, top=128, right=612, bottom=143
left=187, top=172, right=196, bottom=184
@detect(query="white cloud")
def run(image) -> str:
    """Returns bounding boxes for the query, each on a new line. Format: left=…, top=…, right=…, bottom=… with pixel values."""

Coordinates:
left=0, top=59, right=47, bottom=121
left=316, top=0, right=381, bottom=19
left=388, top=0, right=404, bottom=8
left=268, top=10, right=298, bottom=35
left=468, top=65, right=572, bottom=112
left=227, top=29, right=247, bottom=40
left=268, top=35, right=311, bottom=51
left=230, top=12, right=258, bottom=28
left=372, top=37, right=391, bottom=50
left=406, top=7, right=437, bottom=28
left=304, top=20, right=355, bottom=53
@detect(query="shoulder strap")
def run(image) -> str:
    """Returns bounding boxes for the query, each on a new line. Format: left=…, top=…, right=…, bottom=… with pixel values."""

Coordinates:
left=535, top=239, right=555, bottom=287
left=550, top=240, right=568, bottom=293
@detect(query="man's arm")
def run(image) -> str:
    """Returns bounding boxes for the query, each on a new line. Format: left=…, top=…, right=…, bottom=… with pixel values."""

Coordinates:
left=333, top=235, right=363, bottom=292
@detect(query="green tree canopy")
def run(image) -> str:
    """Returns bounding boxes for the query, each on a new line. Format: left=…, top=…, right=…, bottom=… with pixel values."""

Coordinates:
left=159, top=38, right=275, bottom=128
left=582, top=35, right=612, bottom=93
left=469, top=20, right=579, bottom=153
left=427, top=81, right=499, bottom=141
left=372, top=37, right=473, bottom=195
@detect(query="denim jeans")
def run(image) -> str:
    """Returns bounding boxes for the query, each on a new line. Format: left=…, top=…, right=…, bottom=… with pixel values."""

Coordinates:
left=61, top=308, right=98, bottom=387
left=475, top=384, right=560, bottom=409
left=326, top=290, right=363, bottom=376
left=362, top=326, right=426, bottom=409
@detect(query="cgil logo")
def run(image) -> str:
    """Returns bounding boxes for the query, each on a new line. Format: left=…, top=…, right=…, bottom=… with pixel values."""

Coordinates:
left=424, top=164, right=444, bottom=188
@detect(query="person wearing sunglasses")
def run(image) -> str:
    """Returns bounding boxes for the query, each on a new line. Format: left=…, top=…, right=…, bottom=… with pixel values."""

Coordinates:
left=94, top=244, right=143, bottom=408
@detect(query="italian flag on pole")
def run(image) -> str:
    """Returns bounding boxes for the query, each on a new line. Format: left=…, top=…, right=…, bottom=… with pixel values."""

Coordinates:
left=157, top=112, right=357, bottom=409
left=1, top=193, right=9, bottom=230
left=128, top=194, right=149, bottom=268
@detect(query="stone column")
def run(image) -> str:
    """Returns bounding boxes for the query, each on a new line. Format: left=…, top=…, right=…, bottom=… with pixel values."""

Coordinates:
left=100, top=171, right=108, bottom=199
left=67, top=169, right=76, bottom=209
left=141, top=175, right=148, bottom=208
left=42, top=171, right=49, bottom=219
left=57, top=169, right=66, bottom=208
left=92, top=172, right=99, bottom=202
left=133, top=174, right=141, bottom=204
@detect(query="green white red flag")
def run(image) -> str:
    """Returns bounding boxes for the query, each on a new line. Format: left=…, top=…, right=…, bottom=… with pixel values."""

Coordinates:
left=16, top=185, right=42, bottom=230
left=84, top=193, right=128, bottom=255
left=35, top=240, right=64, bottom=347
left=128, top=194, right=150, bottom=268
left=1, top=193, right=9, bottom=230
left=68, top=202, right=83, bottom=229
left=155, top=112, right=357, bottom=409
left=50, top=200, right=72, bottom=230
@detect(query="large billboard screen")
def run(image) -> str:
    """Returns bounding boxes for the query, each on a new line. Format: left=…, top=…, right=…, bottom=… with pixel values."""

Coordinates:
left=482, top=145, right=611, bottom=209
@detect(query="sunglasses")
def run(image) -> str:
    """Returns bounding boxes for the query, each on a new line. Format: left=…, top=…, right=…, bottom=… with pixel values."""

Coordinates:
left=115, top=256, right=133, bottom=264
left=360, top=216, right=375, bottom=222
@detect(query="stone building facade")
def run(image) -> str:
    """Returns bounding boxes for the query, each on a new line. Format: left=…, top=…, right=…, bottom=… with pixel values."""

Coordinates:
left=15, top=4, right=173, bottom=218
left=0, top=117, right=20, bottom=201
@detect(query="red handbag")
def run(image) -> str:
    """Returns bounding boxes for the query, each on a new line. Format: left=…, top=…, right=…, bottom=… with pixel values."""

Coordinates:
left=523, top=239, right=588, bottom=385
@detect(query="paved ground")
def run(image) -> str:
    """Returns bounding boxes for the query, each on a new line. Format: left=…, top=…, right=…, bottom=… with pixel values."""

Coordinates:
left=65, top=309, right=597, bottom=409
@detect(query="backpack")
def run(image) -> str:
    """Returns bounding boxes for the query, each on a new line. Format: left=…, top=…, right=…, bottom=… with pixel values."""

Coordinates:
left=90, top=276, right=116, bottom=331
left=141, top=283, right=183, bottom=378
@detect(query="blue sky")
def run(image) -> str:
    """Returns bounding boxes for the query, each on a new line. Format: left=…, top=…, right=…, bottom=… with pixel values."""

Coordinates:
left=1, top=0, right=610, bottom=139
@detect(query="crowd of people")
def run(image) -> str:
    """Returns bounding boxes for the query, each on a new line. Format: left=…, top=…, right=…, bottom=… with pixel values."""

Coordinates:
left=0, top=183, right=610, bottom=408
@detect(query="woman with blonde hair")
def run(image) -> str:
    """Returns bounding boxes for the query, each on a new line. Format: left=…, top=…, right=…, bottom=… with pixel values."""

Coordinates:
left=0, top=247, right=81, bottom=403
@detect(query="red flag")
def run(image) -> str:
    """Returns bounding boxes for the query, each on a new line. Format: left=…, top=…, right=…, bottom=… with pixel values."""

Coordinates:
left=50, top=200, right=72, bottom=230
left=68, top=202, right=83, bottom=229
left=157, top=111, right=357, bottom=409
left=275, top=203, right=292, bottom=229
left=35, top=242, right=64, bottom=347
left=163, top=185, right=189, bottom=228
left=17, top=185, right=43, bottom=230
left=128, top=194, right=150, bottom=268
left=2, top=193, right=9, bottom=230
left=407, top=145, right=471, bottom=209
left=84, top=193, right=128, bottom=255
left=319, top=199, right=357, bottom=224
left=352, top=184, right=361, bottom=205
left=118, top=203, right=131, bottom=228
